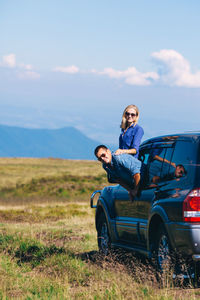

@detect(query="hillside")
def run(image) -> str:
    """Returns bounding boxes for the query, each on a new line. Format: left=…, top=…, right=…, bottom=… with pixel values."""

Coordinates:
left=0, top=124, right=100, bottom=159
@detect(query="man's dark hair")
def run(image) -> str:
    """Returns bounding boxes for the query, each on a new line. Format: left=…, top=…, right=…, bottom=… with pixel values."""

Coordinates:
left=94, top=145, right=108, bottom=157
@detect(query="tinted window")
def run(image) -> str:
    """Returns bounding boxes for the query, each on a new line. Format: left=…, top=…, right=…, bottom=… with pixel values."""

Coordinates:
left=139, top=148, right=150, bottom=164
left=139, top=147, right=151, bottom=187
left=168, top=140, right=196, bottom=180
left=139, top=143, right=177, bottom=187
left=160, top=147, right=174, bottom=179
left=148, top=146, right=166, bottom=184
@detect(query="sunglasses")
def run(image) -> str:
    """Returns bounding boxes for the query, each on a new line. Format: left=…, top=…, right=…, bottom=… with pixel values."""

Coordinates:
left=125, top=112, right=136, bottom=117
left=97, top=153, right=106, bottom=162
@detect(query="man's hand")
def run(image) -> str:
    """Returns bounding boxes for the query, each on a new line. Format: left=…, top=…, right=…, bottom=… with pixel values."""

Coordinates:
left=171, top=162, right=176, bottom=168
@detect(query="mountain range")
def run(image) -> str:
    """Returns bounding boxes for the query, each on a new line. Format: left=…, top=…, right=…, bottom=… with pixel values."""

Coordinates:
left=0, top=124, right=103, bottom=160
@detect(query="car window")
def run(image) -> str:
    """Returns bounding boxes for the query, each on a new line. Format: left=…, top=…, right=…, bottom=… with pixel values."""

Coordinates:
left=168, top=140, right=197, bottom=180
left=139, top=149, right=150, bottom=164
left=138, top=147, right=151, bottom=188
left=160, top=147, right=174, bottom=179
left=139, top=143, right=179, bottom=188
left=148, top=146, right=166, bottom=185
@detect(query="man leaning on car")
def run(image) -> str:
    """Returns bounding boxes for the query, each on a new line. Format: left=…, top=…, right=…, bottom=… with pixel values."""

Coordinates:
left=94, top=145, right=141, bottom=201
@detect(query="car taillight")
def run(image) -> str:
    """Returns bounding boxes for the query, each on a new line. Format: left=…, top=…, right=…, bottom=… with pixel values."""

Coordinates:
left=183, top=189, right=200, bottom=222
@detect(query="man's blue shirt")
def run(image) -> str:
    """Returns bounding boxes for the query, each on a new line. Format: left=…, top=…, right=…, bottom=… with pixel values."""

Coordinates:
left=103, top=153, right=141, bottom=188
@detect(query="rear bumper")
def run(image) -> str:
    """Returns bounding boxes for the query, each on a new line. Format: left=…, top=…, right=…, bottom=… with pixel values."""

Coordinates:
left=167, top=222, right=200, bottom=259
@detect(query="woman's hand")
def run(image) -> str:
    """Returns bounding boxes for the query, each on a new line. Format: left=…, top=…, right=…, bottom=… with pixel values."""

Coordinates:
left=115, top=148, right=136, bottom=155
left=115, top=149, right=125, bottom=155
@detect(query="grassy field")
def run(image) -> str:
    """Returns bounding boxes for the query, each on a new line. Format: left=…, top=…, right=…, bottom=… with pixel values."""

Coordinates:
left=0, top=158, right=200, bottom=299
left=0, top=158, right=107, bottom=206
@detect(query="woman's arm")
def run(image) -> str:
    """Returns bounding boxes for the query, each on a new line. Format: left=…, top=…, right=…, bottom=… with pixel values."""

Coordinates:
left=115, top=148, right=136, bottom=155
left=116, top=126, right=144, bottom=156
left=131, top=126, right=144, bottom=154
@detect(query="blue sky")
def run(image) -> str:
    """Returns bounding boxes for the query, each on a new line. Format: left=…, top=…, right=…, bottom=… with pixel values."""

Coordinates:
left=0, top=0, right=200, bottom=145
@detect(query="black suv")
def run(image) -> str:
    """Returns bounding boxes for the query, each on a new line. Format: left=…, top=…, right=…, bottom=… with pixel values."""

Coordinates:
left=91, top=133, right=200, bottom=275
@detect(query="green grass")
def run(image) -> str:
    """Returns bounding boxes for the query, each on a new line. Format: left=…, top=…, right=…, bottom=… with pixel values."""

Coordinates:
left=0, top=203, right=89, bottom=223
left=0, top=157, right=105, bottom=190
left=0, top=158, right=107, bottom=204
left=0, top=174, right=107, bottom=201
left=0, top=158, right=200, bottom=299
left=0, top=204, right=200, bottom=299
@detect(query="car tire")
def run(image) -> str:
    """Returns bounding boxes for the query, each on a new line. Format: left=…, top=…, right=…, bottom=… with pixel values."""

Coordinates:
left=154, top=226, right=200, bottom=285
left=153, top=224, right=173, bottom=274
left=97, top=213, right=111, bottom=255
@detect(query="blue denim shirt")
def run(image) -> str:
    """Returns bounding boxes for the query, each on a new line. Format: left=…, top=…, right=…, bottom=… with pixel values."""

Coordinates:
left=103, top=153, right=141, bottom=188
left=119, top=124, right=144, bottom=158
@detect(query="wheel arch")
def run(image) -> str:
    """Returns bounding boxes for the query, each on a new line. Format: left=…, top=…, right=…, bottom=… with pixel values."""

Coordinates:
left=96, top=205, right=105, bottom=230
left=95, top=198, right=111, bottom=231
left=148, top=214, right=167, bottom=253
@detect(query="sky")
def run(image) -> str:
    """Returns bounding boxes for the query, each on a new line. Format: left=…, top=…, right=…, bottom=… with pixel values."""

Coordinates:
left=0, top=0, right=200, bottom=145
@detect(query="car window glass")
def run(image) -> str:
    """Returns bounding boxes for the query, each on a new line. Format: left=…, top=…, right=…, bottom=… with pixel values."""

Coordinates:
left=160, top=147, right=174, bottom=179
left=139, top=148, right=151, bottom=188
left=139, top=149, right=150, bottom=164
left=168, top=140, right=196, bottom=179
left=148, top=147, right=166, bottom=184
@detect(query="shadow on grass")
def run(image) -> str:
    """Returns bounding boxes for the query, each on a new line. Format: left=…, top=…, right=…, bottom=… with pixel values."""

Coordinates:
left=15, top=242, right=66, bottom=267
left=77, top=249, right=157, bottom=284
left=77, top=249, right=197, bottom=289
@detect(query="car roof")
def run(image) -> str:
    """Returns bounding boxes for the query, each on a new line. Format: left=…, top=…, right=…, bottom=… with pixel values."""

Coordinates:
left=141, top=132, right=200, bottom=147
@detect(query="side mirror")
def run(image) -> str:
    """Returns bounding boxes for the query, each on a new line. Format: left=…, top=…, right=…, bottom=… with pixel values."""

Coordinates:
left=90, top=190, right=101, bottom=208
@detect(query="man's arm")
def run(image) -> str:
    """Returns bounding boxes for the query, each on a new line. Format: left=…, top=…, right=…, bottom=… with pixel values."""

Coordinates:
left=115, top=154, right=141, bottom=200
left=103, top=163, right=119, bottom=184
left=117, top=175, right=140, bottom=202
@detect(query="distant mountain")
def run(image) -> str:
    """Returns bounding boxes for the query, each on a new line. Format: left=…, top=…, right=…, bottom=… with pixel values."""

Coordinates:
left=0, top=125, right=102, bottom=159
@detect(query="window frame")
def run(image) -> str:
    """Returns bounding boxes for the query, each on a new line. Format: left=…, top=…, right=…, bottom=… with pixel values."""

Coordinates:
left=139, top=141, right=175, bottom=189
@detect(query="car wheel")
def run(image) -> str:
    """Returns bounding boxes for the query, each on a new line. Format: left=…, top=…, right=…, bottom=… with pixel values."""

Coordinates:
left=97, top=213, right=111, bottom=255
left=154, top=227, right=199, bottom=284
left=154, top=225, right=173, bottom=274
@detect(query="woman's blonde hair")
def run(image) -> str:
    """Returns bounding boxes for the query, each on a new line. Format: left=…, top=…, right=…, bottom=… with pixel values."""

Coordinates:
left=120, top=104, right=139, bottom=129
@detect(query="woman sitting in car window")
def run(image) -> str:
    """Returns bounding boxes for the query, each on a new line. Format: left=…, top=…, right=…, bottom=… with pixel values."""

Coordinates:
left=115, top=104, right=144, bottom=159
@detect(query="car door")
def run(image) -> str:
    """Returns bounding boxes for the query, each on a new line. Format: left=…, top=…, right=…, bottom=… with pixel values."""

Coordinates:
left=114, top=144, right=152, bottom=246
left=126, top=144, right=168, bottom=246
left=114, top=141, right=175, bottom=247
left=154, top=139, right=197, bottom=222
left=135, top=144, right=175, bottom=245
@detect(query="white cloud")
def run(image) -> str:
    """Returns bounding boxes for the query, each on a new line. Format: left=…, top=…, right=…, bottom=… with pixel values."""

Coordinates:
left=1, top=53, right=40, bottom=80
left=152, top=49, right=200, bottom=87
left=53, top=65, right=79, bottom=74
left=2, top=50, right=200, bottom=87
left=92, top=67, right=159, bottom=86
left=92, top=50, right=200, bottom=88
left=2, top=54, right=16, bottom=68
left=17, top=71, right=41, bottom=80
left=19, top=63, right=33, bottom=70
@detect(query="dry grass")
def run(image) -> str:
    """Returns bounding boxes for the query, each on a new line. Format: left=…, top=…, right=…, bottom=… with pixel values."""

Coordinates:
left=1, top=201, right=200, bottom=299
left=0, top=157, right=104, bottom=189
left=0, top=158, right=200, bottom=299
left=0, top=158, right=108, bottom=206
